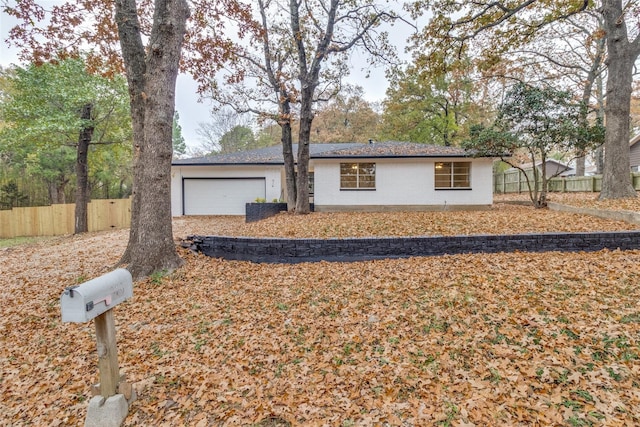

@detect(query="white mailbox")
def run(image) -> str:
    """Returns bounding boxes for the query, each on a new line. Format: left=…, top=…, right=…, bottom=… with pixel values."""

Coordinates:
left=60, top=269, right=133, bottom=323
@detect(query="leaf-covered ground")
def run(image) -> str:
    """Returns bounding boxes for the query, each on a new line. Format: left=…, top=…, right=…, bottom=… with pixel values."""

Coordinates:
left=494, top=192, right=640, bottom=213
left=1, top=197, right=639, bottom=426
left=176, top=200, right=639, bottom=239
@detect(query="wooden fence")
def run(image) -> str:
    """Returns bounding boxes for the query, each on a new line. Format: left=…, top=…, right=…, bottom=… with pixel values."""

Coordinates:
left=0, top=198, right=131, bottom=239
left=494, top=171, right=640, bottom=194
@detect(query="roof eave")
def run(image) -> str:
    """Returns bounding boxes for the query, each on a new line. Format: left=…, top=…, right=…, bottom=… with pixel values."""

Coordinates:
left=171, top=162, right=284, bottom=166
left=311, top=154, right=483, bottom=159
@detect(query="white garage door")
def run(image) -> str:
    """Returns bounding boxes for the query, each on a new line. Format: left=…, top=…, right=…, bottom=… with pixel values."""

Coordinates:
left=183, top=178, right=266, bottom=215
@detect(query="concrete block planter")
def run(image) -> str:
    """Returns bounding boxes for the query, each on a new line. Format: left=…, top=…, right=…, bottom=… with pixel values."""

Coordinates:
left=245, top=203, right=288, bottom=223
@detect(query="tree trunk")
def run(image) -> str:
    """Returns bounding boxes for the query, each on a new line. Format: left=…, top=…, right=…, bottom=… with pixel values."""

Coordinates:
left=115, top=0, right=188, bottom=278
left=538, top=155, right=548, bottom=208
left=56, top=178, right=68, bottom=204
left=595, top=73, right=606, bottom=175
left=47, top=182, right=59, bottom=205
left=281, top=119, right=297, bottom=211
left=115, top=0, right=145, bottom=268
left=257, top=0, right=296, bottom=210
left=295, top=93, right=313, bottom=214
left=290, top=0, right=328, bottom=215
left=524, top=150, right=540, bottom=208
left=595, top=146, right=604, bottom=175
left=74, top=103, right=94, bottom=234
left=575, top=155, right=585, bottom=176
left=599, top=0, right=639, bottom=199
left=576, top=99, right=588, bottom=177
left=577, top=16, right=605, bottom=178
left=119, top=179, right=126, bottom=198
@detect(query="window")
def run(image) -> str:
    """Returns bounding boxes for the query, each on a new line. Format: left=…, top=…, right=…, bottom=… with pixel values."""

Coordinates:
left=435, top=161, right=471, bottom=189
left=340, top=163, right=376, bottom=189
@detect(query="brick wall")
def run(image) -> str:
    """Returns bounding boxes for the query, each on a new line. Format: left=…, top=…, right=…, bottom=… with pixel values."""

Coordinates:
left=187, top=231, right=640, bottom=264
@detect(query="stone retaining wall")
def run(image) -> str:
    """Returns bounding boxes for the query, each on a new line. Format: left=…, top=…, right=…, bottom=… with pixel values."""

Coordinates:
left=187, top=231, right=640, bottom=264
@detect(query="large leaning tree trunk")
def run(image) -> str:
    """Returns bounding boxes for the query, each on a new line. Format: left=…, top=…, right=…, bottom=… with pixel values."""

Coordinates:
left=116, top=0, right=188, bottom=278
left=600, top=0, right=640, bottom=199
left=74, top=102, right=94, bottom=234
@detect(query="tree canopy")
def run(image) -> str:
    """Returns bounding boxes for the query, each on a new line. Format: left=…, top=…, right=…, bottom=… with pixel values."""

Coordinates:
left=219, top=125, right=256, bottom=153
left=380, top=57, right=482, bottom=146
left=303, top=86, right=380, bottom=143
left=1, top=59, right=130, bottom=151
left=407, top=0, right=640, bottom=199
left=0, top=58, right=132, bottom=229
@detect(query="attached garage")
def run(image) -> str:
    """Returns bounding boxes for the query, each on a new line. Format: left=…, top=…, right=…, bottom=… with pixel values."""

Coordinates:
left=182, top=178, right=266, bottom=215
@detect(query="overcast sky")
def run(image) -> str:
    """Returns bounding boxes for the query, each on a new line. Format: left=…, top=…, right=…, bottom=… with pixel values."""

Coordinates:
left=1, top=9, right=417, bottom=149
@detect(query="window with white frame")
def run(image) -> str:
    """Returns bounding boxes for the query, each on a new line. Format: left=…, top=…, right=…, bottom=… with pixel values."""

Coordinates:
left=340, top=163, right=376, bottom=189
left=434, top=161, right=471, bottom=189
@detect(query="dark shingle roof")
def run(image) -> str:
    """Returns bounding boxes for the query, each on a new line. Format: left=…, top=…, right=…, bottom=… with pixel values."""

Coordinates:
left=172, top=141, right=475, bottom=166
left=172, top=145, right=288, bottom=165
left=311, top=141, right=469, bottom=158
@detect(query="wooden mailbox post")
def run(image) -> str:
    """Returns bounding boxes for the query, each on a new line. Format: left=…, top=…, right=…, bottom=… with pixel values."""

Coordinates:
left=60, top=269, right=134, bottom=425
left=94, top=309, right=121, bottom=397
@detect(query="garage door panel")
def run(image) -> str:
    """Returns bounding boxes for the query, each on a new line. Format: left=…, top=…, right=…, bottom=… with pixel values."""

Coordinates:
left=184, top=178, right=265, bottom=215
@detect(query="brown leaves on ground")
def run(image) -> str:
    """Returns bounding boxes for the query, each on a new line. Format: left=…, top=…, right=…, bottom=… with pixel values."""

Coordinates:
left=175, top=201, right=639, bottom=239
left=495, top=192, right=640, bottom=213
left=1, top=198, right=639, bottom=426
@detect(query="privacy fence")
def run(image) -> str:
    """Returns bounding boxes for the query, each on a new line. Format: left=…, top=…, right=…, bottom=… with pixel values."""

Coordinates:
left=494, top=171, right=640, bottom=193
left=0, top=198, right=131, bottom=239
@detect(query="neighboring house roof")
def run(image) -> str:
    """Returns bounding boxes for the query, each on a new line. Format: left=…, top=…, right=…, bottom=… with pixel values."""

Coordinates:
left=509, top=159, right=571, bottom=179
left=517, top=159, right=570, bottom=171
left=561, top=165, right=597, bottom=177
left=172, top=141, right=478, bottom=166
left=630, top=134, right=640, bottom=147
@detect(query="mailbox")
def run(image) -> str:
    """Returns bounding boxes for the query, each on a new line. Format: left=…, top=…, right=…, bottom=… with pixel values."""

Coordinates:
left=60, top=269, right=133, bottom=323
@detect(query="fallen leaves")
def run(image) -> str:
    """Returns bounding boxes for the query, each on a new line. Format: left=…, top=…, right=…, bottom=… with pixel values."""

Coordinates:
left=1, top=199, right=640, bottom=425
left=174, top=201, right=639, bottom=239
left=495, top=191, right=640, bottom=213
